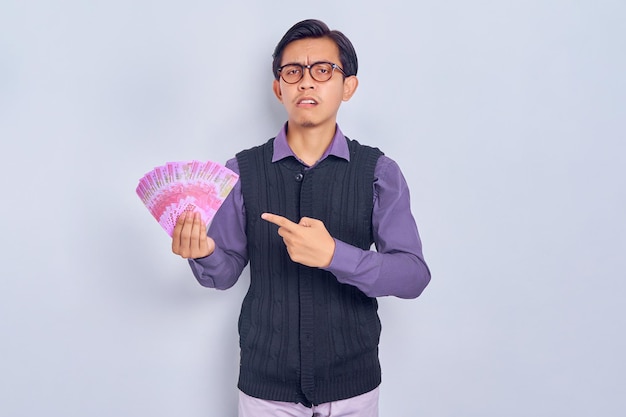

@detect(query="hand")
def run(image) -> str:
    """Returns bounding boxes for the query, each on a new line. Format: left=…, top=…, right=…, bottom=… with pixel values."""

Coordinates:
left=261, top=213, right=336, bottom=268
left=172, top=211, right=215, bottom=259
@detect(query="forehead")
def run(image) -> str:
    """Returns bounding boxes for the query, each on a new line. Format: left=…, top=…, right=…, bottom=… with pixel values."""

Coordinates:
left=281, top=37, right=341, bottom=65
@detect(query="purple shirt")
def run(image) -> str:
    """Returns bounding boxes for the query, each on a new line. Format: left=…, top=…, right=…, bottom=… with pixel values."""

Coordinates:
left=189, top=124, right=430, bottom=299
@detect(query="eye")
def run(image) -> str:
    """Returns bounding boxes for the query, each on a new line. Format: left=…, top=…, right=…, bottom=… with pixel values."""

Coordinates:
left=313, top=63, right=332, bottom=75
left=283, top=65, right=301, bottom=76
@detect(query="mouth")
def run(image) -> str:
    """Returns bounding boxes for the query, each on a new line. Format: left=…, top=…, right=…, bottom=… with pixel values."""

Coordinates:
left=297, top=98, right=318, bottom=106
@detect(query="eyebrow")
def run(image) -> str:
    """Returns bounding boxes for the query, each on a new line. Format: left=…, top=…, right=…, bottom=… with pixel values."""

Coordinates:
left=280, top=60, right=334, bottom=67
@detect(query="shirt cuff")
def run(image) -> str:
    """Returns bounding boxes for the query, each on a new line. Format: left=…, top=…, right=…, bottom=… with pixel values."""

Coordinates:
left=324, top=238, right=363, bottom=276
left=188, top=246, right=228, bottom=288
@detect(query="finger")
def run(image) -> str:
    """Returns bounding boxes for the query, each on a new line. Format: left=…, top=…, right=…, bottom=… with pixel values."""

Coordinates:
left=298, top=217, right=319, bottom=228
left=190, top=212, right=206, bottom=249
left=261, top=212, right=296, bottom=229
left=172, top=211, right=189, bottom=254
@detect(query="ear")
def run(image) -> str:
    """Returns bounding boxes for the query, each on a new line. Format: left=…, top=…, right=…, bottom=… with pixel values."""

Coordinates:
left=272, top=79, right=283, bottom=102
left=342, top=76, right=359, bottom=101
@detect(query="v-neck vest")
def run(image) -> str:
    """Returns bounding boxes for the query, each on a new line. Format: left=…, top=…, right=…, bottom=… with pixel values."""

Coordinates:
left=235, top=137, right=383, bottom=406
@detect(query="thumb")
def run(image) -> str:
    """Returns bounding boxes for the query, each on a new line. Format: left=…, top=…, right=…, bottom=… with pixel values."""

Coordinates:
left=299, top=217, right=320, bottom=228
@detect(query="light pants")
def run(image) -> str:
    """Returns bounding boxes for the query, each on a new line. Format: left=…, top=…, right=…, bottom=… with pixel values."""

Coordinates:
left=238, top=387, right=379, bottom=417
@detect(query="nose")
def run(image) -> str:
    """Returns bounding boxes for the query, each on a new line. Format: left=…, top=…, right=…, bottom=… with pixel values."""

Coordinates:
left=298, top=68, right=315, bottom=90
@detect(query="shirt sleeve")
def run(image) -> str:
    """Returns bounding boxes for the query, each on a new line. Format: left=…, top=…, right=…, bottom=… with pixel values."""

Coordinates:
left=187, top=158, right=249, bottom=290
left=324, top=156, right=431, bottom=299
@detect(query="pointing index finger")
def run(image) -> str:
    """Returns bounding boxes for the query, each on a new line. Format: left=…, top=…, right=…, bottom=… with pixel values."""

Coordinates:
left=261, top=212, right=296, bottom=229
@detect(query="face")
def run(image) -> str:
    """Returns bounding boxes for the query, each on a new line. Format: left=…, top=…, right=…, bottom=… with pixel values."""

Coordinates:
left=273, top=37, right=358, bottom=130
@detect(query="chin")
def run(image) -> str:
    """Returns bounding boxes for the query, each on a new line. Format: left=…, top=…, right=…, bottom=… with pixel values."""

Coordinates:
left=296, top=116, right=321, bottom=128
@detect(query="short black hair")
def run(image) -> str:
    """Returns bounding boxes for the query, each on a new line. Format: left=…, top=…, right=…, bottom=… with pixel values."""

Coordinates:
left=272, top=19, right=358, bottom=80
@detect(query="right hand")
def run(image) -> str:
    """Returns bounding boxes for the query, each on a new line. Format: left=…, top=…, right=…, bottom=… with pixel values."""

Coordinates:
left=172, top=211, right=215, bottom=259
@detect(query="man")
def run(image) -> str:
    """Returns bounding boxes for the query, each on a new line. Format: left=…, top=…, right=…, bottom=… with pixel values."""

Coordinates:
left=172, top=19, right=430, bottom=417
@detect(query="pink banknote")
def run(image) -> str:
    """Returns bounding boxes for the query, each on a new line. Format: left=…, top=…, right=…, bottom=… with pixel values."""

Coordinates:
left=136, top=160, right=239, bottom=236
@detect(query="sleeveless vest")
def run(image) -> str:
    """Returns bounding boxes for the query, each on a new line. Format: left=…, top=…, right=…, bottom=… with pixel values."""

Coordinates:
left=235, top=137, right=383, bottom=406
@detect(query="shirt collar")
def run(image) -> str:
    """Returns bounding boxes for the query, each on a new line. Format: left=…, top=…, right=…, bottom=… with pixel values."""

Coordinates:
left=272, top=123, right=351, bottom=166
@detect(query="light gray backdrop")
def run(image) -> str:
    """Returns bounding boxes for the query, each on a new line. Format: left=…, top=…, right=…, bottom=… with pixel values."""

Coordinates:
left=1, top=1, right=624, bottom=416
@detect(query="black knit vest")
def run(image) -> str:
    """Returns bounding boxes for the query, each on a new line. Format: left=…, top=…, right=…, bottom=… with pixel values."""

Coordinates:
left=235, top=137, right=383, bottom=406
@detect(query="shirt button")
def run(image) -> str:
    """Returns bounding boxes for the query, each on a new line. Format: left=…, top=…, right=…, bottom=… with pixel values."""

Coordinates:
left=295, top=173, right=303, bottom=182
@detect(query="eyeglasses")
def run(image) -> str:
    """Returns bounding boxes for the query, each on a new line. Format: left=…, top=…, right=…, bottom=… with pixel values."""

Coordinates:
left=277, top=62, right=346, bottom=84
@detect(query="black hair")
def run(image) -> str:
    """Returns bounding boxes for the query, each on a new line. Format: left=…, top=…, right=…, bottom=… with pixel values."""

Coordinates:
left=272, top=19, right=358, bottom=80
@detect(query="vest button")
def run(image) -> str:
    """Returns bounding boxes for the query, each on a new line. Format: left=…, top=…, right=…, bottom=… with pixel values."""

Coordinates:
left=295, top=173, right=303, bottom=182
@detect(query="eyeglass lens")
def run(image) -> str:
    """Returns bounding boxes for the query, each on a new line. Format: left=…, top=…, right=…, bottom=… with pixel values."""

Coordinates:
left=280, top=63, right=337, bottom=83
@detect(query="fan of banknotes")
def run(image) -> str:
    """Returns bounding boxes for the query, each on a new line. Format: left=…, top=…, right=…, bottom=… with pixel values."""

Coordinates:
left=136, top=160, right=238, bottom=236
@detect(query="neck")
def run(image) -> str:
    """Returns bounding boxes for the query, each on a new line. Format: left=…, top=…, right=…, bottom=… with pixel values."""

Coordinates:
left=286, top=122, right=337, bottom=166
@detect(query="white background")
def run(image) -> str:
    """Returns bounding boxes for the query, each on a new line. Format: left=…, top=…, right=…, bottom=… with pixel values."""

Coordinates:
left=1, top=1, right=624, bottom=416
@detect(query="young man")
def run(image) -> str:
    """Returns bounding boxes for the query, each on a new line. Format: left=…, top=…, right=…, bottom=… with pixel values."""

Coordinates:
left=172, top=19, right=430, bottom=417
